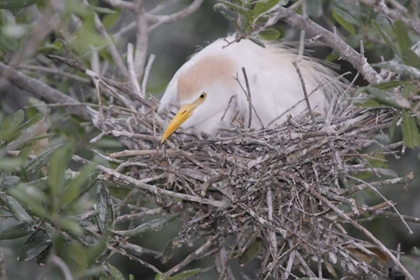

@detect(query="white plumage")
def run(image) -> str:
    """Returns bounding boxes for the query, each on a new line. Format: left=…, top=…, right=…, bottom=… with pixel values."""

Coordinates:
left=159, top=36, right=344, bottom=143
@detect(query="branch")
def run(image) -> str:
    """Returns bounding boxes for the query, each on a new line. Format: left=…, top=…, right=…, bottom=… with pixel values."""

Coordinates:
left=267, top=7, right=382, bottom=84
left=0, top=62, right=95, bottom=121
left=147, top=0, right=204, bottom=32
left=133, top=0, right=149, bottom=79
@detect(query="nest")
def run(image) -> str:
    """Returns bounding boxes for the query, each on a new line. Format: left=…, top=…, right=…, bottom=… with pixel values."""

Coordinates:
left=82, top=78, right=415, bottom=280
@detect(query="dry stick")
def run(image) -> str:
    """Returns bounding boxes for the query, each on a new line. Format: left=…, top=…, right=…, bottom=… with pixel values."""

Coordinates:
left=235, top=70, right=264, bottom=128
left=347, top=175, right=413, bottom=234
left=141, top=54, right=156, bottom=95
left=242, top=67, right=253, bottom=128
left=72, top=155, right=228, bottom=208
left=266, top=188, right=278, bottom=278
left=220, top=95, right=237, bottom=122
left=146, top=0, right=204, bottom=32
left=133, top=0, right=148, bottom=79
left=283, top=249, right=296, bottom=280
left=127, top=43, right=142, bottom=96
left=17, top=65, right=90, bottom=83
left=309, top=188, right=414, bottom=280
left=160, top=235, right=216, bottom=279
left=292, top=61, right=315, bottom=122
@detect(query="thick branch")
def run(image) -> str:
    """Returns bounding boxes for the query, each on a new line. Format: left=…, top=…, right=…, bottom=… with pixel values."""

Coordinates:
left=0, top=62, right=95, bottom=121
left=133, top=0, right=149, bottom=79
left=269, top=7, right=382, bottom=84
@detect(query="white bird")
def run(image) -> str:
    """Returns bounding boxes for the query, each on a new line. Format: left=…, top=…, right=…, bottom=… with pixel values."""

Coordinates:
left=159, top=36, right=344, bottom=143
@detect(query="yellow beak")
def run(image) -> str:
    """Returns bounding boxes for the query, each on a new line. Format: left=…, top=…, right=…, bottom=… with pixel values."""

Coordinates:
left=161, top=104, right=195, bottom=143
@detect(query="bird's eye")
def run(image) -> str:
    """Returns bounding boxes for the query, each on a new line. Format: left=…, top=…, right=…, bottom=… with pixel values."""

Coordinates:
left=199, top=93, right=206, bottom=100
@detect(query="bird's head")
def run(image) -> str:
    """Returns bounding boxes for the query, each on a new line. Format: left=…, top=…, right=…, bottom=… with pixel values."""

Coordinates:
left=161, top=54, right=236, bottom=143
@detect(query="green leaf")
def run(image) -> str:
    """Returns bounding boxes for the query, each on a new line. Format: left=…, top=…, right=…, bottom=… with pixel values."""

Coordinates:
left=90, top=5, right=117, bottom=14
left=354, top=99, right=382, bottom=108
left=394, top=20, right=411, bottom=51
left=0, top=175, right=21, bottom=189
left=102, top=8, right=122, bottom=29
left=86, top=233, right=110, bottom=266
left=166, top=268, right=202, bottom=280
left=107, top=263, right=125, bottom=280
left=374, top=61, right=420, bottom=80
left=402, top=111, right=420, bottom=148
left=373, top=80, right=410, bottom=90
left=47, top=145, right=72, bottom=197
left=55, top=217, right=83, bottom=235
left=0, top=222, right=34, bottom=240
left=113, top=215, right=178, bottom=238
left=403, top=84, right=418, bottom=99
left=95, top=183, right=114, bottom=233
left=249, top=37, right=266, bottom=48
left=389, top=115, right=399, bottom=138
left=259, top=28, right=280, bottom=40
left=9, top=184, right=49, bottom=218
left=0, top=0, right=36, bottom=9
left=61, top=163, right=97, bottom=205
left=0, top=158, right=24, bottom=170
left=17, top=229, right=51, bottom=261
left=18, top=114, right=42, bottom=130
left=214, top=2, right=249, bottom=14
left=239, top=237, right=263, bottom=265
left=0, top=194, right=32, bottom=223
left=332, top=8, right=356, bottom=35
left=307, top=0, right=323, bottom=17
left=0, top=32, right=20, bottom=51
left=372, top=20, right=400, bottom=57
left=366, top=87, right=411, bottom=109
left=25, top=144, right=63, bottom=173
left=253, top=0, right=287, bottom=17
left=10, top=110, right=25, bottom=130
left=401, top=48, right=419, bottom=68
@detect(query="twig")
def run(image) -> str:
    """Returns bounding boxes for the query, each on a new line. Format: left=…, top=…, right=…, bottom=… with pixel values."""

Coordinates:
left=242, top=68, right=253, bottom=128
left=127, top=43, right=142, bottom=96
left=133, top=0, right=149, bottom=79
left=72, top=155, right=228, bottom=208
left=160, top=235, right=217, bottom=279
left=147, top=0, right=204, bottom=32
left=292, top=60, right=315, bottom=122
left=141, top=54, right=156, bottom=95
left=310, top=188, right=415, bottom=280
left=347, top=175, right=413, bottom=234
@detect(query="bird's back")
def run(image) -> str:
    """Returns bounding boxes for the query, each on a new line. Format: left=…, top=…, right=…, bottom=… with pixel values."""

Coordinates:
left=159, top=37, right=345, bottom=133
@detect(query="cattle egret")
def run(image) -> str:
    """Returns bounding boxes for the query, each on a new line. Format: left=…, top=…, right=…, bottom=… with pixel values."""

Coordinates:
left=159, top=36, right=344, bottom=143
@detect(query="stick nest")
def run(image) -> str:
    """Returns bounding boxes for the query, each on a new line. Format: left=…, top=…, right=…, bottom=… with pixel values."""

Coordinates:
left=94, top=85, right=413, bottom=279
